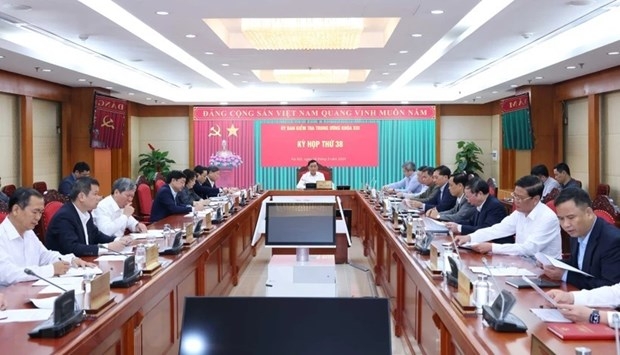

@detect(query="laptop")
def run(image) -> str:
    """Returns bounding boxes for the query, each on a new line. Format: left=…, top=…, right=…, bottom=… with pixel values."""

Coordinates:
left=159, top=231, right=184, bottom=255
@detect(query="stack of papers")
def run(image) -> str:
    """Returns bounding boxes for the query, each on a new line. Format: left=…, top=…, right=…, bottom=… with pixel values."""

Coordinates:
left=0, top=309, right=53, bottom=323
left=130, top=230, right=164, bottom=239
left=98, top=246, right=133, bottom=255
left=469, top=266, right=536, bottom=277
left=535, top=252, right=593, bottom=277
left=95, top=255, right=128, bottom=261
left=61, top=266, right=103, bottom=277
left=530, top=308, right=572, bottom=323
left=184, top=208, right=213, bottom=218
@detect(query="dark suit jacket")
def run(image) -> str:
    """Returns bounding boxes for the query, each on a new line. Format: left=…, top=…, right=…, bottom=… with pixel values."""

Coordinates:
left=193, top=181, right=208, bottom=199
left=565, top=217, right=620, bottom=290
left=424, top=184, right=456, bottom=212
left=58, top=175, right=76, bottom=196
left=45, top=202, right=115, bottom=256
left=150, top=184, right=192, bottom=222
left=200, top=179, right=220, bottom=198
left=178, top=187, right=201, bottom=206
left=461, top=195, right=510, bottom=244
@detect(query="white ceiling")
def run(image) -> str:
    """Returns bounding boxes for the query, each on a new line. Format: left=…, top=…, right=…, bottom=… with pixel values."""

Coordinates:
left=0, top=0, right=619, bottom=105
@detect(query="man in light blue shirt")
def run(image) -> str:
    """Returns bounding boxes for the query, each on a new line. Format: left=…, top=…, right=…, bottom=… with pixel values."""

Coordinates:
left=383, top=161, right=423, bottom=195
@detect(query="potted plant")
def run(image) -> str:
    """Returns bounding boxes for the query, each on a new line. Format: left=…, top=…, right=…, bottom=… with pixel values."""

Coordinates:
left=138, top=144, right=176, bottom=183
left=454, top=140, right=484, bottom=175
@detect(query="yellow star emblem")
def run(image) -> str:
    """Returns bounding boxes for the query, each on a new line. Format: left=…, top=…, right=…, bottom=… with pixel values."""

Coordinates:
left=227, top=123, right=239, bottom=137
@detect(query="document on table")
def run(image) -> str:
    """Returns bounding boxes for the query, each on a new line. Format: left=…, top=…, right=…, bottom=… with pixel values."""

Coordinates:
left=38, top=283, right=84, bottom=295
left=33, top=276, right=83, bottom=287
left=469, top=266, right=537, bottom=277
left=184, top=209, right=213, bottom=218
left=131, top=230, right=164, bottom=239
left=530, top=308, right=572, bottom=323
left=0, top=309, right=53, bottom=323
left=95, top=255, right=128, bottom=261
left=535, top=252, right=593, bottom=277
left=30, top=296, right=58, bottom=309
left=61, top=266, right=103, bottom=277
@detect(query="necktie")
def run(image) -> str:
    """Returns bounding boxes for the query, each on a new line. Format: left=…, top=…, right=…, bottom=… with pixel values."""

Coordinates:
left=474, top=211, right=481, bottom=226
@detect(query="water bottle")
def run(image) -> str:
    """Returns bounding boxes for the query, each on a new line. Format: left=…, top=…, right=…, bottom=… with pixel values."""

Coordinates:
left=163, top=223, right=172, bottom=247
left=135, top=244, right=146, bottom=271
left=441, top=242, right=454, bottom=278
left=473, top=274, right=490, bottom=314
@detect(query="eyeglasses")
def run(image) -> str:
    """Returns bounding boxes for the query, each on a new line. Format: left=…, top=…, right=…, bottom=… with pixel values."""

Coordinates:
left=510, top=192, right=533, bottom=202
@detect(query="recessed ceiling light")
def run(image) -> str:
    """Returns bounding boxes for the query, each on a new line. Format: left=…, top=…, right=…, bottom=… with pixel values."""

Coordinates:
left=41, top=68, right=52, bottom=72
left=388, top=62, right=397, bottom=66
left=156, top=11, right=169, bottom=15
left=232, top=72, right=240, bottom=76
left=566, top=65, right=577, bottom=69
left=431, top=10, right=444, bottom=15
left=411, top=33, right=422, bottom=38
left=128, top=92, right=135, bottom=95
left=222, top=63, right=229, bottom=67
left=130, top=58, right=143, bottom=62
left=473, top=57, right=487, bottom=61
left=340, top=101, right=348, bottom=105
left=280, top=101, right=288, bottom=105
left=608, top=51, right=620, bottom=55
left=401, top=101, right=409, bottom=104
left=220, top=102, right=228, bottom=105
left=0, top=55, right=4, bottom=59
left=535, top=76, right=544, bottom=80
left=146, top=97, right=152, bottom=100
left=185, top=34, right=196, bottom=38
left=475, top=96, right=482, bottom=99
left=369, top=84, right=379, bottom=90
left=510, top=84, right=518, bottom=88
left=77, top=78, right=86, bottom=82
left=382, top=72, right=389, bottom=75
left=567, top=0, right=593, bottom=6
left=105, top=86, right=113, bottom=90
left=492, top=91, right=498, bottom=94
left=399, top=50, right=408, bottom=54
left=241, top=80, right=248, bottom=83
left=205, top=51, right=214, bottom=55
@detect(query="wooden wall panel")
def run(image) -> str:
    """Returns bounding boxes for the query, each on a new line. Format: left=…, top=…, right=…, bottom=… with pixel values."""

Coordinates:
left=0, top=70, right=71, bottom=102
left=588, top=94, right=601, bottom=197
left=438, top=103, right=495, bottom=116
left=555, top=65, right=620, bottom=101
left=20, top=96, right=34, bottom=187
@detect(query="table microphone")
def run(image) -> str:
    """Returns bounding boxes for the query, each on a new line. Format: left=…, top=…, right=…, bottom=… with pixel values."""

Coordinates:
left=613, top=312, right=620, bottom=355
left=24, top=268, right=69, bottom=293
left=98, top=245, right=140, bottom=288
left=481, top=257, right=505, bottom=321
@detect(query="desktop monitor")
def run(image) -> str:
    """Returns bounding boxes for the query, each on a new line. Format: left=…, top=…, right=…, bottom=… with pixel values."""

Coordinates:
left=179, top=297, right=392, bottom=355
left=265, top=202, right=335, bottom=247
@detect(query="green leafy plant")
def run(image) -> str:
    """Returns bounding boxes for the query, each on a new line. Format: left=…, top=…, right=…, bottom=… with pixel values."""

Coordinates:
left=454, top=140, right=484, bottom=175
left=138, top=144, right=176, bottom=183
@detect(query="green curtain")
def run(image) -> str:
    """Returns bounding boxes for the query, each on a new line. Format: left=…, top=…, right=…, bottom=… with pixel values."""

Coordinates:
left=502, top=109, right=534, bottom=150
left=254, top=119, right=436, bottom=189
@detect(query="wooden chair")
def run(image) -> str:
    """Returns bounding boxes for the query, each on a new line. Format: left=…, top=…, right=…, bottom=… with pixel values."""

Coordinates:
left=0, top=212, right=7, bottom=224
left=594, top=209, right=616, bottom=225
left=136, top=183, right=153, bottom=222
left=542, top=187, right=560, bottom=204
left=545, top=200, right=557, bottom=214
left=43, top=189, right=69, bottom=205
left=296, top=163, right=333, bottom=182
left=136, top=175, right=148, bottom=186
left=1, top=184, right=16, bottom=198
left=592, top=194, right=619, bottom=220
left=39, top=201, right=63, bottom=242
left=596, top=183, right=610, bottom=197
left=32, top=181, right=48, bottom=194
left=154, top=179, right=166, bottom=194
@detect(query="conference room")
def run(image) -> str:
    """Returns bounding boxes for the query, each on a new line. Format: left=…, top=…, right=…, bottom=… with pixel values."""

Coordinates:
left=2, top=1, right=620, bottom=354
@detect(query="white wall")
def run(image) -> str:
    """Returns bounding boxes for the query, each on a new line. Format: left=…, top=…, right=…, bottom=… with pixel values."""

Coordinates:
left=132, top=116, right=190, bottom=178
left=565, top=98, right=589, bottom=190
left=440, top=115, right=496, bottom=180
left=601, top=90, right=620, bottom=202
left=32, top=99, right=61, bottom=189
left=0, top=93, right=20, bottom=186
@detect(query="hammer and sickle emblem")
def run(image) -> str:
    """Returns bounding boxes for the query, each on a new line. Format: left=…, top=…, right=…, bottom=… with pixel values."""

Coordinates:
left=208, top=124, right=222, bottom=137
left=101, top=116, right=115, bottom=129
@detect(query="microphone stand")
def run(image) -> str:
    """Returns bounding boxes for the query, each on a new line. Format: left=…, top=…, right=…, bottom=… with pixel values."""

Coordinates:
left=482, top=257, right=505, bottom=321
left=613, top=312, right=620, bottom=355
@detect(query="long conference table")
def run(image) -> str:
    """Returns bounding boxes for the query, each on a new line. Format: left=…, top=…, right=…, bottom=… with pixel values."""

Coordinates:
left=1, top=190, right=613, bottom=354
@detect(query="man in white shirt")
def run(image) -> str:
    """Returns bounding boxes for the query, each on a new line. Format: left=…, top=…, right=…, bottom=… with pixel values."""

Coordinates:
left=383, top=161, right=423, bottom=195
left=93, top=177, right=147, bottom=238
left=548, top=284, right=620, bottom=328
left=296, top=159, right=325, bottom=189
left=0, top=188, right=93, bottom=286
left=454, top=175, right=561, bottom=257
left=531, top=164, right=561, bottom=198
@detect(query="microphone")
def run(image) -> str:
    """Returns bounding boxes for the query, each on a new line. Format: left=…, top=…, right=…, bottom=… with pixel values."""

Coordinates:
left=481, top=257, right=505, bottom=320
left=24, top=268, right=69, bottom=294
left=98, top=245, right=140, bottom=288
left=449, top=231, right=463, bottom=267
left=613, top=312, right=620, bottom=355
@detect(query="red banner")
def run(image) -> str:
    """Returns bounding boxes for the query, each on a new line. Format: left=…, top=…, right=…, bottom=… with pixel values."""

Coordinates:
left=261, top=123, right=378, bottom=167
left=500, top=94, right=530, bottom=113
left=194, top=105, right=435, bottom=120
left=91, top=94, right=127, bottom=149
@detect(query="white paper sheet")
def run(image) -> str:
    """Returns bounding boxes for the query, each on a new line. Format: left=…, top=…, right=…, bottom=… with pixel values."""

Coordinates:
left=30, top=296, right=58, bottom=309
left=32, top=277, right=83, bottom=287
left=130, top=230, right=164, bottom=239
left=98, top=246, right=133, bottom=255
left=94, top=255, right=128, bottom=261
left=535, top=252, right=593, bottom=277
left=0, top=309, right=53, bottom=323
left=61, top=267, right=103, bottom=278
left=530, top=308, right=572, bottom=323
left=38, top=284, right=84, bottom=295
left=469, top=266, right=536, bottom=277
left=184, top=208, right=213, bottom=218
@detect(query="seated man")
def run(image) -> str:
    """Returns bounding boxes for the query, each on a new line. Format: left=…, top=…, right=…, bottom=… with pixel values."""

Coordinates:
left=296, top=159, right=325, bottom=189
left=203, top=166, right=228, bottom=197
left=531, top=164, right=561, bottom=198
left=554, top=162, right=581, bottom=189
left=407, top=165, right=456, bottom=212
left=46, top=177, right=131, bottom=257
left=454, top=175, right=561, bottom=257
left=0, top=188, right=93, bottom=286
left=383, top=161, right=423, bottom=195
left=151, top=170, right=202, bottom=222
left=404, top=166, right=437, bottom=205
left=548, top=284, right=620, bottom=327
left=192, top=165, right=209, bottom=199
left=446, top=178, right=511, bottom=243
left=178, top=169, right=206, bottom=207
left=426, top=173, right=475, bottom=224
left=92, top=177, right=148, bottom=238
left=541, top=188, right=620, bottom=290
left=58, top=161, right=91, bottom=196
left=0, top=176, right=9, bottom=203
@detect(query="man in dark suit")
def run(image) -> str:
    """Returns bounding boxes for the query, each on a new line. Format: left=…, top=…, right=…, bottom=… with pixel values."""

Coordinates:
left=541, top=188, right=620, bottom=290
left=58, top=161, right=90, bottom=196
left=202, top=165, right=224, bottom=198
left=192, top=165, right=209, bottom=199
left=426, top=172, right=475, bottom=224
left=150, top=170, right=201, bottom=222
left=46, top=177, right=130, bottom=257
left=553, top=162, right=581, bottom=189
left=446, top=177, right=511, bottom=243
left=408, top=165, right=456, bottom=212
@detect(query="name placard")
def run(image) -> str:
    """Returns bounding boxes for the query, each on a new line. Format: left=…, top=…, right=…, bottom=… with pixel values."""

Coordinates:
left=392, top=208, right=399, bottom=229
left=204, top=212, right=213, bottom=230
left=185, top=222, right=195, bottom=244
left=456, top=268, right=472, bottom=307
left=144, top=244, right=161, bottom=271
left=316, top=180, right=333, bottom=189
left=88, top=271, right=111, bottom=310
left=234, top=196, right=239, bottom=209
left=224, top=202, right=230, bottom=216
left=406, top=221, right=413, bottom=244
left=430, top=244, right=439, bottom=269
